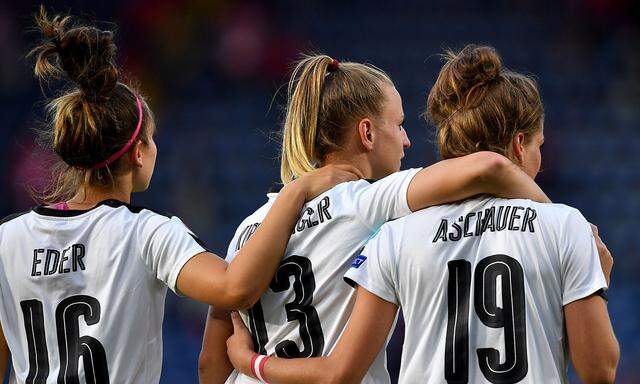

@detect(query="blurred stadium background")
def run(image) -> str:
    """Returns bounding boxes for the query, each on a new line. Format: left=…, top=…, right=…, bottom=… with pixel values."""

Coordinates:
left=1, top=0, right=638, bottom=382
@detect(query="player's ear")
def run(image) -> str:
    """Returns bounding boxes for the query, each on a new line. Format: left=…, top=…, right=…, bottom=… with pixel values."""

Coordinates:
left=357, top=118, right=375, bottom=152
left=511, top=132, right=526, bottom=165
left=127, top=140, right=145, bottom=168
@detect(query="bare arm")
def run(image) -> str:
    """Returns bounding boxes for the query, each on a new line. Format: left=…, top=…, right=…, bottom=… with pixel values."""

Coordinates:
left=176, top=165, right=361, bottom=309
left=564, top=294, right=619, bottom=384
left=564, top=225, right=618, bottom=383
left=407, top=151, right=550, bottom=212
left=199, top=307, right=234, bottom=384
left=0, top=322, right=9, bottom=380
left=227, top=287, right=397, bottom=384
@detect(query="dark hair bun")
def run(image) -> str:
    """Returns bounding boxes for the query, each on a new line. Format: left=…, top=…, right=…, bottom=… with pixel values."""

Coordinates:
left=31, top=6, right=118, bottom=102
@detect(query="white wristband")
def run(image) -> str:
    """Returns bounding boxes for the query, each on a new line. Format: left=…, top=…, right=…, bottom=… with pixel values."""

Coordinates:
left=253, top=354, right=268, bottom=382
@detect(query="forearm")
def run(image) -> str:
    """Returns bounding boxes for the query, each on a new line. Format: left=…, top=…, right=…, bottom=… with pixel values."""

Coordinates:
left=199, top=308, right=234, bottom=383
left=566, top=295, right=619, bottom=383
left=236, top=352, right=338, bottom=384
left=407, top=151, right=549, bottom=211
left=225, top=182, right=306, bottom=306
left=481, top=154, right=550, bottom=203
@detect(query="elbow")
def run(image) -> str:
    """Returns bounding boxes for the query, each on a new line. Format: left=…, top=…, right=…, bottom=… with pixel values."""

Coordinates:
left=476, top=151, right=511, bottom=180
left=326, top=364, right=362, bottom=384
left=474, top=152, right=514, bottom=192
left=578, top=351, right=619, bottom=384
left=579, top=368, right=617, bottom=384
left=223, top=282, right=260, bottom=310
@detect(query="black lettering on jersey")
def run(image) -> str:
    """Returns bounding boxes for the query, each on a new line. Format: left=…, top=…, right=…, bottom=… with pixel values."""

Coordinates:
left=296, top=207, right=319, bottom=232
left=474, top=210, right=484, bottom=236
left=32, top=249, right=44, bottom=277
left=496, top=206, right=511, bottom=231
left=508, top=206, right=524, bottom=231
left=236, top=223, right=260, bottom=251
left=434, top=206, right=538, bottom=243
left=31, top=244, right=87, bottom=277
left=433, top=219, right=448, bottom=243
left=521, top=208, right=537, bottom=232
left=72, top=244, right=86, bottom=271
left=45, top=249, right=61, bottom=275
left=58, top=247, right=71, bottom=274
left=463, top=212, right=475, bottom=237
left=318, top=196, right=331, bottom=223
left=449, top=221, right=462, bottom=241
left=294, top=197, right=333, bottom=234
left=481, top=207, right=496, bottom=233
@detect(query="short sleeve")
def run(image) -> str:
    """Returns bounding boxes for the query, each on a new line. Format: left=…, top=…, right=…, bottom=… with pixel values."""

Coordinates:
left=560, top=209, right=607, bottom=306
left=348, top=168, right=421, bottom=230
left=344, top=223, right=400, bottom=305
left=139, top=215, right=207, bottom=294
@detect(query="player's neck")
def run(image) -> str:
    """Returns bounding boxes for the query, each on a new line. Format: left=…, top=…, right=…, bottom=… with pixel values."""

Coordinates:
left=66, top=182, right=132, bottom=210
left=322, top=151, right=372, bottom=180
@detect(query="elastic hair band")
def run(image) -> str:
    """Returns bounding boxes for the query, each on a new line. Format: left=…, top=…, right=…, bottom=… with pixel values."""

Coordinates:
left=91, top=95, right=143, bottom=169
left=327, top=58, right=339, bottom=73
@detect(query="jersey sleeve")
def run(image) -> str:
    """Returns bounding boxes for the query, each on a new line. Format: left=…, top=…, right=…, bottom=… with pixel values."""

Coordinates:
left=344, top=223, right=401, bottom=305
left=559, top=208, right=608, bottom=306
left=139, top=215, right=207, bottom=294
left=347, top=168, right=421, bottom=230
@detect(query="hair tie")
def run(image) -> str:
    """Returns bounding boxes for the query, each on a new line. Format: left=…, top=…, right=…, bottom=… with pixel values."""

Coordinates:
left=327, top=58, right=339, bottom=73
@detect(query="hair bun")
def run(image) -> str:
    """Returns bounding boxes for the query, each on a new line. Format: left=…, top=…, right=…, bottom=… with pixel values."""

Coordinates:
left=31, top=6, right=118, bottom=102
left=450, top=45, right=501, bottom=91
left=427, top=44, right=503, bottom=126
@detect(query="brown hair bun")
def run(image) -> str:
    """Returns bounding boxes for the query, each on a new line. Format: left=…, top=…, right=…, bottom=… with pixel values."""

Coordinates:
left=31, top=6, right=118, bottom=102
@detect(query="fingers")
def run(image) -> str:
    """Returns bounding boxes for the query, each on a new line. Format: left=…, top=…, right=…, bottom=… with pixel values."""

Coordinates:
left=230, top=311, right=245, bottom=332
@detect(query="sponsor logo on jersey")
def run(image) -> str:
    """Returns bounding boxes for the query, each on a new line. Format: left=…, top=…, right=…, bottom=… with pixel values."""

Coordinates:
left=352, top=255, right=367, bottom=268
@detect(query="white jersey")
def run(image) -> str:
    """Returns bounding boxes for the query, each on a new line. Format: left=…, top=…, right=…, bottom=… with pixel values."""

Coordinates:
left=346, top=197, right=607, bottom=384
left=0, top=199, right=206, bottom=384
left=225, top=169, right=421, bottom=384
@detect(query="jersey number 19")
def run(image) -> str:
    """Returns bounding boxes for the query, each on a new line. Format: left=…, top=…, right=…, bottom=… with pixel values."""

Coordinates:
left=445, top=254, right=528, bottom=384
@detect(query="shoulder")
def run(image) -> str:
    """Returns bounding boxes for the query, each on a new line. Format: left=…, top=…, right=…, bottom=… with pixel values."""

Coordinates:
left=525, top=201, right=586, bottom=225
left=0, top=209, right=31, bottom=225
left=106, top=200, right=173, bottom=219
left=0, top=209, right=32, bottom=230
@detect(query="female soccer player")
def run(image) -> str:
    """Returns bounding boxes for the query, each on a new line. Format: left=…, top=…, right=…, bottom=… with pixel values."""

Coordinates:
left=226, top=45, right=619, bottom=384
left=0, top=8, right=360, bottom=383
left=199, top=53, right=552, bottom=383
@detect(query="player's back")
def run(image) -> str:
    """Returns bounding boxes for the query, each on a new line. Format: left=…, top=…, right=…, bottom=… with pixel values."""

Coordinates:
left=0, top=199, right=205, bottom=383
left=227, top=169, right=420, bottom=384
left=348, top=196, right=606, bottom=383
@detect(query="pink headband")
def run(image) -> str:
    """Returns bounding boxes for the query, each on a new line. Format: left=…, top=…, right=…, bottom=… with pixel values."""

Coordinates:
left=91, top=96, right=144, bottom=169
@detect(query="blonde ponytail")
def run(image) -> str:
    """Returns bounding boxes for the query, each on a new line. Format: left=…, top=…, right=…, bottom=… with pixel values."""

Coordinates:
left=280, top=54, right=392, bottom=184
left=281, top=55, right=334, bottom=184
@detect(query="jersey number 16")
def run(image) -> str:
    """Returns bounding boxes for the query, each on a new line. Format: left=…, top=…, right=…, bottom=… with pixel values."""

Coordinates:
left=20, top=295, right=109, bottom=384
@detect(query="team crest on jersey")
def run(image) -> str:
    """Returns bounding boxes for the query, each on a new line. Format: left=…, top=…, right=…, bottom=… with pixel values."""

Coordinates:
left=352, top=255, right=367, bottom=268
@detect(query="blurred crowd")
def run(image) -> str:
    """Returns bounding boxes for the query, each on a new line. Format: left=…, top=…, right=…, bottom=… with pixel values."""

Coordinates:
left=1, top=0, right=638, bottom=382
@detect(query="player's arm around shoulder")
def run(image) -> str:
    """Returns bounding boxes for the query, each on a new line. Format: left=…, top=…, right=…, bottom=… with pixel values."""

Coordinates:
left=563, top=212, right=619, bottom=384
left=406, top=151, right=550, bottom=212
left=226, top=286, right=398, bottom=384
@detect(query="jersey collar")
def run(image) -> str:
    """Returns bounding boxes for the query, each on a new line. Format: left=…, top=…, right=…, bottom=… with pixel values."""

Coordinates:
left=33, top=199, right=129, bottom=217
